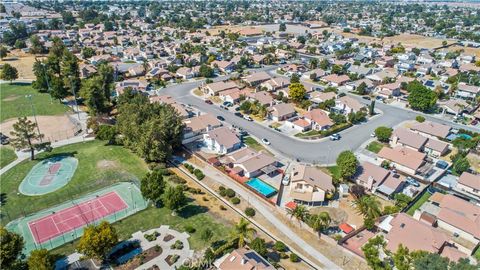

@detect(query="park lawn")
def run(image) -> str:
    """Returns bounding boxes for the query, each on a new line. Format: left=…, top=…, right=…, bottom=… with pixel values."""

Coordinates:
left=0, top=83, right=70, bottom=122
left=366, top=141, right=384, bottom=153
left=406, top=192, right=432, bottom=216
left=0, top=146, right=16, bottom=169
left=0, top=140, right=148, bottom=225
left=50, top=203, right=232, bottom=256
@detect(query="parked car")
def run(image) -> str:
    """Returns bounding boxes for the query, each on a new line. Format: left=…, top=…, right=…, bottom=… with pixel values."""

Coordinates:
left=436, top=160, right=449, bottom=169
left=205, top=99, right=213, bottom=105
left=261, top=138, right=270, bottom=145
left=216, top=115, right=225, bottom=121
left=234, top=112, right=243, bottom=117
left=406, top=177, right=420, bottom=187
left=362, top=96, right=371, bottom=100
left=282, top=175, right=290, bottom=186
left=329, top=134, right=341, bottom=141
left=0, top=133, right=9, bottom=145
left=370, top=133, right=376, bottom=137
left=219, top=105, right=228, bottom=110
left=223, top=101, right=233, bottom=107
left=471, top=120, right=478, bottom=126
left=243, top=115, right=253, bottom=121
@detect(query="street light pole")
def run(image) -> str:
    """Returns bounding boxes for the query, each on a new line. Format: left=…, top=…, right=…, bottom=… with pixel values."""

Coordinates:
left=40, top=63, right=53, bottom=104
left=25, top=95, right=43, bottom=142
left=70, top=77, right=81, bottom=121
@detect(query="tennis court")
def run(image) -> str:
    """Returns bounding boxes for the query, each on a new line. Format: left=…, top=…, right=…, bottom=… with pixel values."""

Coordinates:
left=29, top=192, right=127, bottom=244
left=6, top=182, right=147, bottom=254
left=19, top=156, right=78, bottom=196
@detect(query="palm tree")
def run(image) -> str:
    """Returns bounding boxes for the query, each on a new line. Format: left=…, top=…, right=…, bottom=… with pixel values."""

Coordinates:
left=230, top=218, right=256, bottom=248
left=308, top=212, right=331, bottom=237
left=287, top=205, right=309, bottom=225
left=354, top=195, right=382, bottom=219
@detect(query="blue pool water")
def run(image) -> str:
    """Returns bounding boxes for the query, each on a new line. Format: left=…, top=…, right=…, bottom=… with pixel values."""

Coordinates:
left=246, top=178, right=277, bottom=197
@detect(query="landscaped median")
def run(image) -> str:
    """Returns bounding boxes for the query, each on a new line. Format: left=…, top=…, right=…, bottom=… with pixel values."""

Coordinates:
left=295, top=123, right=352, bottom=139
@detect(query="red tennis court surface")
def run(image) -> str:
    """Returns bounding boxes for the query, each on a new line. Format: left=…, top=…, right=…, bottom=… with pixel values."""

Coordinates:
left=28, top=191, right=127, bottom=244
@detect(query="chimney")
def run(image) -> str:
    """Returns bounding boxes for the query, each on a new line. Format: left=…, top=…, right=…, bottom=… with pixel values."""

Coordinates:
left=241, top=258, right=247, bottom=265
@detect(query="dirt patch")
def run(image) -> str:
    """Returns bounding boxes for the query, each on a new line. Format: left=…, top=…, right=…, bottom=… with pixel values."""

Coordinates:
left=2, top=95, right=20, bottom=102
left=97, top=160, right=119, bottom=170
left=467, top=153, right=480, bottom=173
left=0, top=115, right=78, bottom=143
left=310, top=207, right=348, bottom=226
left=0, top=50, right=46, bottom=80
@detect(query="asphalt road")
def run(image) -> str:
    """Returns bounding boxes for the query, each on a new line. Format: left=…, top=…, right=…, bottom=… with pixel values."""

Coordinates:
left=162, top=68, right=479, bottom=165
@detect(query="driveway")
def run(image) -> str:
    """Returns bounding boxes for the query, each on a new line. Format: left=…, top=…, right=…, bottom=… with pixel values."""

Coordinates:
left=162, top=66, right=480, bottom=165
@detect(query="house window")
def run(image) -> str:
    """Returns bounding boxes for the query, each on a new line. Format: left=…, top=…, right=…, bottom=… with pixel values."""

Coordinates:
left=295, top=183, right=303, bottom=189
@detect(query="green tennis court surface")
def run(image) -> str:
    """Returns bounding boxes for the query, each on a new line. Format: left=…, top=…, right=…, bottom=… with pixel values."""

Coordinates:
left=7, top=182, right=147, bottom=254
left=19, top=156, right=78, bottom=196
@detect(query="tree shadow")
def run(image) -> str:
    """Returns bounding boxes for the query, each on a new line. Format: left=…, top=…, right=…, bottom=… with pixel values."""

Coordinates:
left=0, top=193, right=7, bottom=206
left=9, top=82, right=31, bottom=86
left=177, top=204, right=209, bottom=219
left=37, top=151, right=78, bottom=161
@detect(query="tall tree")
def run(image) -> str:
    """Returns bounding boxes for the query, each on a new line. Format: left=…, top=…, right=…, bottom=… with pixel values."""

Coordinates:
left=27, top=249, right=55, bottom=270
left=0, top=64, right=18, bottom=83
left=407, top=81, right=437, bottom=112
left=354, top=195, right=382, bottom=220
left=307, top=212, right=331, bottom=236
left=361, top=235, right=389, bottom=270
left=0, top=46, right=8, bottom=59
left=9, top=117, right=50, bottom=160
left=163, top=185, right=186, bottom=214
left=97, top=63, right=114, bottom=101
left=230, top=218, right=256, bottom=248
left=61, top=50, right=81, bottom=97
left=287, top=204, right=309, bottom=224
left=0, top=227, right=24, bottom=270
left=250, top=237, right=268, bottom=257
left=288, top=83, right=306, bottom=102
left=336, top=151, right=358, bottom=180
left=393, top=244, right=411, bottom=270
left=77, top=221, right=118, bottom=260
left=140, top=169, right=166, bottom=206
left=80, top=76, right=108, bottom=115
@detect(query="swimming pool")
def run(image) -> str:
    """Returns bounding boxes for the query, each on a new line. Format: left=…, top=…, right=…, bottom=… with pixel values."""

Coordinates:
left=246, top=178, right=277, bottom=197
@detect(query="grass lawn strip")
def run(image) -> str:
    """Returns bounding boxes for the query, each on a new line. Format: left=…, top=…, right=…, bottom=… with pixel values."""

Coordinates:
left=0, top=83, right=70, bottom=122
left=0, top=146, right=16, bottom=169
left=366, top=141, right=384, bottom=154
left=406, top=192, right=432, bottom=216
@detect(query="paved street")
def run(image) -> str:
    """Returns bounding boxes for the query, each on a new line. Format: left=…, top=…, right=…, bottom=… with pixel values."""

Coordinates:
left=162, top=70, right=478, bottom=165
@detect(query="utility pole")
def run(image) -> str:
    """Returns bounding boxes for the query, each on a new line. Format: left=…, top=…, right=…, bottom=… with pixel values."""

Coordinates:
left=25, top=94, right=42, bottom=142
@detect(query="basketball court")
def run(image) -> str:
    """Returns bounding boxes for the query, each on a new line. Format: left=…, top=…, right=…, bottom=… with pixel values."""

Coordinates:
left=19, top=156, right=78, bottom=196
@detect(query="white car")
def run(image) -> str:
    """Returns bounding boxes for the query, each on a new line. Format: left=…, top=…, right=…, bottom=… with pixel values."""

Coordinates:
left=329, top=134, right=341, bottom=141
left=370, top=133, right=376, bottom=137
left=261, top=138, right=271, bottom=145
left=243, top=115, right=253, bottom=121
left=282, top=175, right=290, bottom=186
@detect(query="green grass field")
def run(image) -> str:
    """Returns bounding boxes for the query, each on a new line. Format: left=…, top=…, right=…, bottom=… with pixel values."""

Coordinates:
left=326, top=166, right=341, bottom=179
left=243, top=136, right=266, bottom=152
left=366, top=141, right=384, bottom=154
left=0, top=146, right=16, bottom=169
left=0, top=140, right=148, bottom=224
left=406, top=192, right=432, bottom=216
left=0, top=83, right=70, bottom=122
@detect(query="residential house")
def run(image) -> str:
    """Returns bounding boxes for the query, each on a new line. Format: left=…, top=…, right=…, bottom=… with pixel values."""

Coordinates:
left=377, top=146, right=426, bottom=176
left=203, top=81, right=239, bottom=96
left=290, top=165, right=335, bottom=205
left=182, top=114, right=222, bottom=144
left=211, top=60, right=236, bottom=73
left=260, top=77, right=290, bottom=92
left=243, top=71, right=272, bottom=87
left=355, top=162, right=405, bottom=198
left=203, top=127, right=242, bottom=154
left=321, top=74, right=350, bottom=87
left=334, top=96, right=366, bottom=114
left=302, top=68, right=326, bottom=80
left=115, top=79, right=148, bottom=96
left=214, top=247, right=275, bottom=270
left=268, top=103, right=296, bottom=121
left=379, top=213, right=468, bottom=262
left=219, top=88, right=251, bottom=104
left=226, top=148, right=278, bottom=178
left=416, top=193, right=480, bottom=246
left=149, top=95, right=189, bottom=119
left=176, top=66, right=199, bottom=79
left=410, top=121, right=451, bottom=140
left=441, top=99, right=469, bottom=117
left=456, top=172, right=480, bottom=200
left=310, top=91, right=336, bottom=104
left=247, top=91, right=274, bottom=107
left=345, top=78, right=375, bottom=93
left=303, top=109, right=333, bottom=131
left=456, top=83, right=480, bottom=101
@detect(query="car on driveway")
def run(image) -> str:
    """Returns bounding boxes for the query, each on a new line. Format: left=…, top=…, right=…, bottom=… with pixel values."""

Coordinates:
left=205, top=99, right=213, bottom=105
left=223, top=101, right=233, bottom=107
left=261, top=138, right=271, bottom=145
left=282, top=175, right=290, bottom=186
left=406, top=177, right=420, bottom=187
left=329, top=134, right=341, bottom=141
left=0, top=133, right=9, bottom=145
left=217, top=115, right=225, bottom=121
